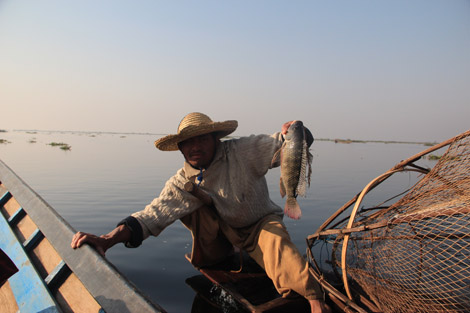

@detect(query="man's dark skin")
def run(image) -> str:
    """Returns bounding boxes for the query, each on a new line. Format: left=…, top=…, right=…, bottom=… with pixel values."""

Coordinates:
left=178, top=133, right=217, bottom=169
left=71, top=122, right=331, bottom=313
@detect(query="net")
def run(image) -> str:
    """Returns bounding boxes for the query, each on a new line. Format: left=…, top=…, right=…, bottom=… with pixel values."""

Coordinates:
left=307, top=130, right=470, bottom=313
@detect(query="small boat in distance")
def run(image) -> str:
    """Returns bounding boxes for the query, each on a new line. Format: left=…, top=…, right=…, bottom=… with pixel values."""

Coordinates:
left=0, top=159, right=166, bottom=313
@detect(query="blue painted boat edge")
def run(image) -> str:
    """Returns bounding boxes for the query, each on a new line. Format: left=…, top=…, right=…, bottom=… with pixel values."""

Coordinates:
left=0, top=158, right=166, bottom=313
left=0, top=210, right=60, bottom=312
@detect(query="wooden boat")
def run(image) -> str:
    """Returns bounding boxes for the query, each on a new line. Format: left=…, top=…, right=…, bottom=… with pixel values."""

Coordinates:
left=0, top=159, right=166, bottom=313
left=185, top=252, right=311, bottom=313
left=182, top=182, right=315, bottom=313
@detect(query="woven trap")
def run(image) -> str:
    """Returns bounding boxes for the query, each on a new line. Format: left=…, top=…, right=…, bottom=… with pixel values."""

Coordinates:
left=307, top=130, right=470, bottom=313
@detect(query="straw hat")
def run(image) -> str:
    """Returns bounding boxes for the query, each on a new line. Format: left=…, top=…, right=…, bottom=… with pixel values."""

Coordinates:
left=154, top=112, right=238, bottom=151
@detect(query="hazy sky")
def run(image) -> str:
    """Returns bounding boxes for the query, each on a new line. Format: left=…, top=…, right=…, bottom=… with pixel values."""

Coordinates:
left=1, top=1, right=469, bottom=142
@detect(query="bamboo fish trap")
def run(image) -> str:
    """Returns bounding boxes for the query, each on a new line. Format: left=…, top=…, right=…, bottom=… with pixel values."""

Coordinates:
left=307, top=130, right=470, bottom=313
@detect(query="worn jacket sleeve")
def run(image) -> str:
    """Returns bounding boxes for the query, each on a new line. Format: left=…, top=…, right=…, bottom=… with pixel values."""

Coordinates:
left=229, top=132, right=284, bottom=178
left=116, top=216, right=144, bottom=248
left=129, top=169, right=202, bottom=241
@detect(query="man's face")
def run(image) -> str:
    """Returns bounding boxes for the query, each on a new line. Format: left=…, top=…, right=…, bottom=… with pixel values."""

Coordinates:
left=178, top=133, right=217, bottom=169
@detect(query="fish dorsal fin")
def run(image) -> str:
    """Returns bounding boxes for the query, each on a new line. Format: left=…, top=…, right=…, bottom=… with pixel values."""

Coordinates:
left=296, top=140, right=308, bottom=196
left=307, top=150, right=313, bottom=187
left=305, top=127, right=314, bottom=147
left=296, top=139, right=312, bottom=197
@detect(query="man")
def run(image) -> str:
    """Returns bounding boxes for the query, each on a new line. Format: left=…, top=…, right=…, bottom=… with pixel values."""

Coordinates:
left=71, top=112, right=330, bottom=313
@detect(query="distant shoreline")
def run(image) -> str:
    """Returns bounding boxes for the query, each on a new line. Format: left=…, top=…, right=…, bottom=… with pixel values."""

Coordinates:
left=8, top=129, right=167, bottom=136
left=3, top=129, right=438, bottom=146
left=316, top=138, right=438, bottom=146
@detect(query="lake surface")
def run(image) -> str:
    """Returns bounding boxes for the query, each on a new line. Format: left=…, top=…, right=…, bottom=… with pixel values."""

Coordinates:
left=0, top=130, right=442, bottom=312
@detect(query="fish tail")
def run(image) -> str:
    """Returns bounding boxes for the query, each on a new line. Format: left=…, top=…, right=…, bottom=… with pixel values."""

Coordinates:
left=285, top=197, right=302, bottom=220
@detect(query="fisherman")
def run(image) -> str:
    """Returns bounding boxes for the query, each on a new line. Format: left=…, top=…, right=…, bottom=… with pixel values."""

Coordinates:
left=71, top=112, right=331, bottom=313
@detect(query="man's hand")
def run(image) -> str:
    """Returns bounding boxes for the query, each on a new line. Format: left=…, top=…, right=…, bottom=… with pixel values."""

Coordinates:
left=281, top=120, right=314, bottom=147
left=71, top=224, right=131, bottom=257
left=281, top=121, right=295, bottom=135
left=71, top=232, right=110, bottom=257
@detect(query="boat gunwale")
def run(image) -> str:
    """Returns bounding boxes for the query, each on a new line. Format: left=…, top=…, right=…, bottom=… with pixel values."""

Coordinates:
left=0, top=159, right=166, bottom=313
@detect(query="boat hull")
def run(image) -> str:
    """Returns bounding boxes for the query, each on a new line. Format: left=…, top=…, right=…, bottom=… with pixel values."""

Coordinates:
left=0, top=159, right=165, bottom=313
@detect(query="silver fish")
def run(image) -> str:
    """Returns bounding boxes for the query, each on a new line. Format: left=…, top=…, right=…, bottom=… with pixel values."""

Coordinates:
left=273, top=121, right=313, bottom=219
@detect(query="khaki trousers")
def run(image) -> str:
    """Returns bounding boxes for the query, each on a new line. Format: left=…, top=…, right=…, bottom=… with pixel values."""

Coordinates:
left=180, top=206, right=323, bottom=301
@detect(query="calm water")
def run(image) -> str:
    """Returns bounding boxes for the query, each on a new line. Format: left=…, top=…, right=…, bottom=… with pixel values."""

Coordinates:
left=0, top=130, right=440, bottom=312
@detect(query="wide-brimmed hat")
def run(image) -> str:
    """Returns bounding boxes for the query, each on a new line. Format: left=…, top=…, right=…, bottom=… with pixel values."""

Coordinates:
left=155, top=112, right=238, bottom=151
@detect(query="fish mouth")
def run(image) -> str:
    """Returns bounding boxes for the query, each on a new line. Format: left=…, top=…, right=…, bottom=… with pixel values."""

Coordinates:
left=286, top=120, right=303, bottom=135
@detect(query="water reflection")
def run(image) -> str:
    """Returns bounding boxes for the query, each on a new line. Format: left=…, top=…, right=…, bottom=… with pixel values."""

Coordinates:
left=0, top=130, right=440, bottom=312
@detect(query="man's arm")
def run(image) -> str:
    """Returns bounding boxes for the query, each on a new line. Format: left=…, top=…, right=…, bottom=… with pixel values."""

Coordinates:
left=71, top=224, right=132, bottom=256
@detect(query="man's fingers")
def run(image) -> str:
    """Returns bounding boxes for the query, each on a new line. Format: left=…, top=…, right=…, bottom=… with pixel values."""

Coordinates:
left=281, top=121, right=294, bottom=135
left=76, top=234, right=90, bottom=247
left=71, top=232, right=108, bottom=257
left=71, top=232, right=94, bottom=249
left=71, top=232, right=83, bottom=248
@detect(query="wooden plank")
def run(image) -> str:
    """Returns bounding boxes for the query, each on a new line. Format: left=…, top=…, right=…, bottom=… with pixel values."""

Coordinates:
left=7, top=207, right=26, bottom=226
left=0, top=184, right=8, bottom=196
left=45, top=260, right=70, bottom=287
left=2, top=195, right=20, bottom=218
left=14, top=213, right=37, bottom=243
left=55, top=272, right=102, bottom=313
left=0, top=281, right=19, bottom=313
left=0, top=159, right=165, bottom=313
left=23, top=228, right=44, bottom=252
left=31, top=236, right=63, bottom=279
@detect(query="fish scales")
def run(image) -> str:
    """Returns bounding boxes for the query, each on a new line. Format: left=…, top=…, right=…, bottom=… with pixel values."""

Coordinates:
left=276, top=121, right=313, bottom=219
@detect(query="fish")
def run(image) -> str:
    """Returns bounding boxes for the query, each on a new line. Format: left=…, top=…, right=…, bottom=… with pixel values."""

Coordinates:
left=273, top=120, right=314, bottom=219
